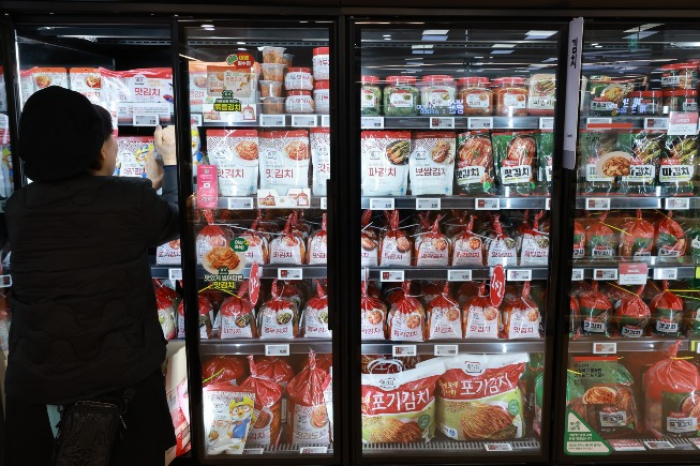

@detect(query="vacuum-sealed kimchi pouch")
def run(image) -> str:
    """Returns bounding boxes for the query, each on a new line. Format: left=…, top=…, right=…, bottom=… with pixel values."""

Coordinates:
left=156, top=288, right=177, bottom=340
left=307, top=213, right=328, bottom=265
left=681, top=286, right=700, bottom=336
left=206, top=129, right=259, bottom=196
left=361, top=131, right=411, bottom=196
left=650, top=280, right=684, bottom=337
left=220, top=281, right=257, bottom=339
left=203, top=385, right=256, bottom=455
left=270, top=213, right=305, bottom=265
left=487, top=214, right=517, bottom=266
left=253, top=356, right=294, bottom=389
left=240, top=356, right=283, bottom=447
left=409, top=131, right=456, bottom=195
left=579, top=281, right=612, bottom=337
left=202, top=356, right=248, bottom=387
left=178, top=295, right=214, bottom=339
left=301, top=283, right=331, bottom=339
left=586, top=212, right=617, bottom=259
left=644, top=341, right=700, bottom=439
left=361, top=358, right=444, bottom=443
left=452, top=215, right=484, bottom=267
left=360, top=210, right=379, bottom=267
left=238, top=211, right=270, bottom=265
left=492, top=130, right=537, bottom=196
left=388, top=282, right=427, bottom=342
left=570, top=296, right=581, bottom=339
left=427, top=283, right=462, bottom=340
left=456, top=130, right=495, bottom=195
left=537, top=130, right=554, bottom=193
left=259, top=130, right=310, bottom=195
left=614, top=285, right=650, bottom=339
left=501, top=282, right=541, bottom=339
left=618, top=131, right=663, bottom=196
left=619, top=209, right=654, bottom=256
left=286, top=351, right=332, bottom=445
left=661, top=134, right=698, bottom=196
left=380, top=210, right=412, bottom=267
left=578, top=131, right=617, bottom=194
left=258, top=280, right=299, bottom=340
left=566, top=370, right=587, bottom=420
left=415, top=216, right=450, bottom=267
left=462, top=282, right=500, bottom=339
left=573, top=221, right=586, bottom=259
left=196, top=210, right=234, bottom=265
left=435, top=353, right=528, bottom=440
left=520, top=211, right=549, bottom=266
left=655, top=211, right=686, bottom=257
left=360, top=281, right=387, bottom=341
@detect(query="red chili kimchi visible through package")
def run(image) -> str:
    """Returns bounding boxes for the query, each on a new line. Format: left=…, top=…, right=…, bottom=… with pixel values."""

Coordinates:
left=427, top=283, right=462, bottom=340
left=462, top=282, right=500, bottom=339
left=286, top=351, right=333, bottom=446
left=388, top=281, right=427, bottom=342
left=239, top=355, right=283, bottom=447
left=501, top=282, right=541, bottom=339
left=656, top=211, right=686, bottom=257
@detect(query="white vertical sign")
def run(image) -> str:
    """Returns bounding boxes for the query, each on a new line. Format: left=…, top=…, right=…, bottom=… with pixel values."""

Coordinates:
left=563, top=18, right=584, bottom=169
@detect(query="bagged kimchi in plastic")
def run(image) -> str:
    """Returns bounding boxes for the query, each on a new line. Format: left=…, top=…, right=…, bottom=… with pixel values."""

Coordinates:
left=258, top=280, right=299, bottom=340
left=619, top=209, right=653, bottom=256
left=570, top=296, right=581, bottom=339
left=301, top=283, right=331, bottom=338
left=656, top=211, right=686, bottom=257
left=286, top=351, right=332, bottom=445
left=409, top=131, right=456, bottom=195
left=361, top=281, right=387, bottom=341
left=650, top=280, right=684, bottom=337
left=206, top=129, right=259, bottom=196
left=154, top=280, right=178, bottom=341
left=415, top=216, right=450, bottom=267
left=310, top=127, right=331, bottom=196
left=586, top=212, right=616, bottom=259
left=501, top=283, right=540, bottom=340
left=197, top=210, right=234, bottom=265
left=420, top=281, right=445, bottom=307
left=361, top=358, right=444, bottom=443
left=614, top=285, right=650, bottom=339
left=456, top=130, right=495, bottom=195
left=644, top=341, right=700, bottom=438
left=388, top=281, right=427, bottom=342
left=238, top=211, right=270, bottom=265
left=661, top=134, right=698, bottom=196
left=573, top=221, right=586, bottom=259
left=361, top=131, right=411, bottom=196
left=253, top=356, right=294, bottom=388
left=202, top=356, right=248, bottom=387
left=580, top=281, right=612, bottom=337
left=452, top=215, right=484, bottom=266
left=220, top=282, right=257, bottom=339
left=566, top=369, right=587, bottom=420
left=270, top=213, right=305, bottom=265
left=492, top=131, right=537, bottom=196
left=259, top=130, right=310, bottom=195
left=456, top=281, right=479, bottom=308
left=487, top=214, right=517, bottom=266
left=462, top=282, right=500, bottom=339
left=435, top=353, right=528, bottom=440
left=178, top=295, right=213, bottom=339
left=307, top=214, right=328, bottom=265
left=240, top=356, right=283, bottom=447
left=380, top=210, right=412, bottom=267
left=203, top=385, right=256, bottom=455
left=360, top=354, right=423, bottom=374
left=520, top=211, right=549, bottom=266
left=426, top=283, right=462, bottom=340
left=360, top=210, right=379, bottom=267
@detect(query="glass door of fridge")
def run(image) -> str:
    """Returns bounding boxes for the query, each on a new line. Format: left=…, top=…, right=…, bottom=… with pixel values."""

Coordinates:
left=563, top=21, right=700, bottom=461
left=353, top=21, right=565, bottom=462
left=179, top=20, right=338, bottom=463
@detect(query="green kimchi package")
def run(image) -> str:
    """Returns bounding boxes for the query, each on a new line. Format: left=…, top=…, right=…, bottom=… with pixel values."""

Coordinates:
left=566, top=369, right=586, bottom=419
left=434, top=353, right=528, bottom=440
left=655, top=211, right=686, bottom=257
left=649, top=280, right=684, bottom=337
left=573, top=221, right=585, bottom=259
left=614, top=285, right=650, bottom=339
left=580, top=281, right=612, bottom=337
left=456, top=130, right=495, bottom=195
left=578, top=131, right=617, bottom=194
left=618, top=131, right=663, bottom=196
left=586, top=212, right=617, bottom=259
left=644, top=341, right=700, bottom=439
left=361, top=358, right=444, bottom=443
left=537, top=130, right=554, bottom=193
left=661, top=134, right=698, bottom=196
left=533, top=372, right=545, bottom=436
left=492, top=130, right=537, bottom=196
left=409, top=131, right=456, bottom=195
left=619, top=210, right=654, bottom=257
left=680, top=285, right=700, bottom=336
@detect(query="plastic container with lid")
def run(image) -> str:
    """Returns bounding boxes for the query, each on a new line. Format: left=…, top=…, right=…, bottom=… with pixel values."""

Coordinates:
left=458, top=77, right=492, bottom=116
left=261, top=96, right=285, bottom=114
left=261, top=63, right=285, bottom=82
left=664, top=89, right=698, bottom=113
left=281, top=53, right=294, bottom=67
left=285, top=90, right=315, bottom=114
left=259, top=80, right=283, bottom=97
left=285, top=67, right=313, bottom=91
left=360, top=75, right=382, bottom=116
left=262, top=46, right=286, bottom=64
left=628, top=90, right=662, bottom=115
left=420, top=75, right=457, bottom=115
left=383, top=75, right=419, bottom=117
left=313, top=47, right=330, bottom=81
left=661, top=63, right=698, bottom=90
left=493, top=77, right=528, bottom=117
left=313, top=80, right=330, bottom=114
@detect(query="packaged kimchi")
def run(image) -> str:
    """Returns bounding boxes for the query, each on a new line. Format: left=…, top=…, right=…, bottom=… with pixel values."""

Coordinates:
left=361, top=210, right=379, bottom=267
left=435, top=353, right=528, bottom=440
left=220, top=282, right=257, bottom=339
left=387, top=282, right=427, bottom=342
left=580, top=281, right=612, bottom=337
left=644, top=341, right=700, bottom=438
left=456, top=131, right=495, bottom=195
left=650, top=281, right=684, bottom=337
left=492, top=131, right=537, bottom=196
left=570, top=296, right=581, bottom=339
left=681, top=286, right=700, bottom=336
left=279, top=280, right=306, bottom=311
left=614, top=285, right=650, bottom=339
left=513, top=210, right=532, bottom=254
left=687, top=222, right=700, bottom=257
left=253, top=356, right=294, bottom=389
left=566, top=370, right=587, bottom=420
left=487, top=214, right=517, bottom=266
left=240, top=356, right=283, bottom=447
left=537, top=130, right=554, bottom=193
left=197, top=210, right=235, bottom=267
left=655, top=211, right=686, bottom=257
left=520, top=211, right=549, bottom=266
left=420, top=281, right=445, bottom=307
left=156, top=288, right=177, bottom=340
left=178, top=295, right=213, bottom=339
left=661, top=134, right=698, bottom=196
left=573, top=221, right=586, bottom=259
left=361, top=131, right=411, bottom=196
left=409, top=131, right=456, bottom=195
left=270, top=213, right=305, bottom=265
left=361, top=281, right=387, bottom=341
left=202, top=356, right=248, bottom=387
left=203, top=385, right=256, bottom=455
left=301, top=283, right=331, bottom=338
left=426, top=283, right=462, bottom=340
left=307, top=214, right=327, bottom=265
left=310, top=127, right=331, bottom=196
left=462, top=282, right=500, bottom=339
left=618, top=131, right=663, bottom=196
left=360, top=354, right=423, bottom=374
left=619, top=210, right=654, bottom=256
left=286, top=351, right=332, bottom=445
left=578, top=131, right=617, bottom=194
left=259, top=130, right=310, bottom=195
left=258, top=280, right=299, bottom=340
left=415, top=216, right=450, bottom=267
left=533, top=372, right=544, bottom=436
left=456, top=282, right=479, bottom=308
left=380, top=210, right=412, bottom=267
left=237, top=211, right=270, bottom=265
left=501, top=282, right=541, bottom=340
left=452, top=215, right=484, bottom=266
left=361, top=358, right=444, bottom=443
left=206, top=129, right=259, bottom=196
left=586, top=212, right=616, bottom=259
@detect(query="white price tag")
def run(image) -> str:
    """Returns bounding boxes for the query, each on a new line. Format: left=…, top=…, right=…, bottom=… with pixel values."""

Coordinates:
left=277, top=268, right=303, bottom=280
left=361, top=117, right=384, bottom=129
left=244, top=448, right=265, bottom=454
left=191, top=114, right=203, bottom=126
left=609, top=440, right=646, bottom=452
left=392, top=345, right=417, bottom=357
left=507, top=269, right=532, bottom=282
left=429, top=117, right=455, bottom=129
left=539, top=117, right=554, bottom=130
left=584, top=198, right=611, bottom=211
left=265, top=344, right=290, bottom=356
left=593, top=342, right=617, bottom=355
left=586, top=117, right=612, bottom=128
left=320, top=197, right=328, bottom=210
left=654, top=268, right=678, bottom=280
left=644, top=117, right=669, bottom=131
left=300, top=447, right=328, bottom=454
left=696, top=342, right=700, bottom=354
left=468, top=117, right=493, bottom=130
left=0, top=114, right=8, bottom=130
left=475, top=198, right=500, bottom=210
left=485, top=443, right=514, bottom=452
left=666, top=197, right=690, bottom=210
left=668, top=112, right=699, bottom=136
left=260, top=114, right=285, bottom=127
left=434, top=344, right=458, bottom=357
left=0, top=275, right=12, bottom=288
left=571, top=269, right=584, bottom=282
left=132, top=114, right=159, bottom=127
left=448, top=270, right=473, bottom=282
left=380, top=270, right=405, bottom=283
left=545, top=198, right=551, bottom=211
left=321, top=115, right=330, bottom=127
left=291, top=115, right=317, bottom=127
left=369, top=198, right=395, bottom=210
left=227, top=197, right=254, bottom=210
left=644, top=441, right=675, bottom=450
left=168, top=268, right=183, bottom=282
left=416, top=198, right=441, bottom=210
left=593, top=269, right=618, bottom=281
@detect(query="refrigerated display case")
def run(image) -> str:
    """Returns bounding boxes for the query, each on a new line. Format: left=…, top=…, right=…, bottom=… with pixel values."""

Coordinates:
left=559, top=20, right=700, bottom=463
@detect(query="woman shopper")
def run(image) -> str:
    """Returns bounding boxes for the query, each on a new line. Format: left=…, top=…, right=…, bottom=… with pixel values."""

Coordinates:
left=2, top=86, right=179, bottom=465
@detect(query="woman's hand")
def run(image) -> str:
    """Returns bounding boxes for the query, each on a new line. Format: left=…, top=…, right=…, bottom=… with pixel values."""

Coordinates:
left=154, top=125, right=177, bottom=166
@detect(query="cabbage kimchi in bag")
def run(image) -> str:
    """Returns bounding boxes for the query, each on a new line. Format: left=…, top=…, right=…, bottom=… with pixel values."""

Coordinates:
left=644, top=341, right=700, bottom=439
left=360, top=210, right=379, bottom=267
left=537, top=130, right=554, bottom=193
left=426, top=283, right=462, bottom=340
left=301, top=282, right=331, bottom=338
left=380, top=210, right=412, bottom=267
left=361, top=358, right=444, bottom=443
left=361, top=281, right=387, bottom=341
left=514, top=210, right=531, bottom=254
left=487, top=214, right=517, bottom=266
left=618, top=131, right=663, bottom=196
left=614, top=285, right=650, bottom=339
left=661, top=134, right=698, bottom=196
left=501, top=282, right=541, bottom=340
left=420, top=281, right=445, bottom=307
left=240, top=356, right=283, bottom=447
left=451, top=215, right=484, bottom=267
left=578, top=131, right=617, bottom=195
left=650, top=280, right=684, bottom=337
left=435, top=353, right=528, bottom=440
left=492, top=131, right=537, bottom=196
left=196, top=210, right=234, bottom=265
left=361, top=131, right=411, bottom=196
left=308, top=213, right=328, bottom=265
left=220, top=281, right=257, bottom=339
left=462, top=282, right=500, bottom=339
left=178, top=295, right=214, bottom=339
left=580, top=281, right=612, bottom=337
left=206, top=129, right=259, bottom=196
left=456, top=130, right=495, bottom=195
left=655, top=211, right=686, bottom=257
left=253, top=356, right=294, bottom=389
left=286, top=351, right=332, bottom=446
left=154, top=280, right=178, bottom=340
left=270, top=213, right=305, bottom=265
left=520, top=210, right=549, bottom=266
left=573, top=221, right=586, bottom=259
left=258, top=280, right=299, bottom=339
left=415, top=215, right=450, bottom=267
left=388, top=282, right=427, bottom=342
left=259, top=130, right=310, bottom=195
left=238, top=211, right=270, bottom=265
left=619, top=209, right=654, bottom=256
left=202, top=356, right=248, bottom=387
left=409, top=131, right=456, bottom=195
left=586, top=212, right=617, bottom=259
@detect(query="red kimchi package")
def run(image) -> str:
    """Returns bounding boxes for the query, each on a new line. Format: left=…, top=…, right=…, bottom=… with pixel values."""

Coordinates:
left=619, top=210, right=654, bottom=256
left=462, top=282, right=500, bottom=339
left=427, top=283, right=462, bottom=340
left=388, top=282, right=427, bottom=342
left=456, top=130, right=495, bottom=195
left=656, top=211, right=686, bottom=257
left=258, top=280, right=299, bottom=340
left=239, top=356, right=283, bottom=447
left=286, top=351, right=332, bottom=446
left=501, top=283, right=541, bottom=340
left=420, top=281, right=445, bottom=307
left=573, top=221, right=585, bottom=259
left=301, top=283, right=331, bottom=338
left=361, top=131, right=411, bottom=196
left=415, top=216, right=450, bottom=267
left=156, top=287, right=177, bottom=341
left=259, top=130, right=310, bottom=195
left=237, top=211, right=269, bottom=265
left=570, top=296, right=581, bottom=339
left=434, top=353, right=528, bottom=440
left=580, top=281, right=612, bottom=337
left=253, top=356, right=295, bottom=389
left=644, top=341, right=700, bottom=439
left=650, top=280, right=684, bottom=337
left=361, top=358, right=444, bottom=443
left=361, top=281, right=387, bottom=341
left=202, top=356, right=248, bottom=387
left=519, top=210, right=549, bottom=266
left=203, top=385, right=256, bottom=455
left=614, top=285, right=650, bottom=339
left=206, top=129, right=259, bottom=196
left=361, top=210, right=379, bottom=267
left=380, top=210, right=412, bottom=267
left=270, top=213, right=305, bottom=265
left=307, top=214, right=327, bottom=265
left=487, top=214, right=517, bottom=266
left=409, top=131, right=456, bottom=195
left=220, top=282, right=257, bottom=339
left=196, top=210, right=235, bottom=266
left=586, top=212, right=616, bottom=259
left=456, top=281, right=479, bottom=308
left=492, top=131, right=537, bottom=196
left=178, top=295, right=213, bottom=339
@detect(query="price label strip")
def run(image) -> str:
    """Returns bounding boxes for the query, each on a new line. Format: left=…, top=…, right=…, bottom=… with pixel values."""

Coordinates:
left=291, top=115, right=318, bottom=127
left=593, top=342, right=617, bottom=355
left=434, top=344, right=458, bottom=357
left=643, top=440, right=675, bottom=450
left=618, top=262, right=648, bottom=285
left=484, top=443, right=514, bottom=452
left=416, top=198, right=441, bottom=210
left=644, top=117, right=669, bottom=131
left=168, top=268, right=183, bottom=282
left=539, top=117, right=554, bottom=130
left=653, top=268, right=678, bottom=280
left=448, top=270, right=473, bottom=282
left=227, top=197, right=255, bottom=210
left=243, top=448, right=265, bottom=455
left=133, top=114, right=159, bottom=127
left=369, top=198, right=395, bottom=210
left=320, top=197, right=328, bottom=210
left=300, top=447, right=328, bottom=454
left=260, top=114, right=285, bottom=127
left=468, top=117, right=493, bottom=130
left=475, top=198, right=500, bottom=210
left=586, top=117, right=613, bottom=128
left=277, top=268, right=303, bottom=280
left=380, top=270, right=405, bottom=283
left=265, top=344, right=290, bottom=356
left=593, top=269, right=618, bottom=281
left=666, top=197, right=690, bottom=210
left=585, top=198, right=611, bottom=211
left=392, top=345, right=417, bottom=357
left=571, top=269, right=584, bottom=281
left=430, top=117, right=455, bottom=129
left=361, top=117, right=384, bottom=129
left=507, top=269, right=532, bottom=282
left=321, top=115, right=330, bottom=127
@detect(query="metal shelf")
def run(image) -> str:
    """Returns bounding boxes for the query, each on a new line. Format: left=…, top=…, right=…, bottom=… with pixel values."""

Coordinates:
left=197, top=113, right=330, bottom=129
left=568, top=337, right=691, bottom=354
left=366, top=266, right=549, bottom=281
left=362, top=340, right=545, bottom=355
left=199, top=339, right=332, bottom=355
left=363, top=435, right=541, bottom=454
left=572, top=256, right=698, bottom=280
left=198, top=264, right=327, bottom=280
left=212, top=195, right=327, bottom=210
left=360, top=195, right=549, bottom=210
left=360, top=116, right=548, bottom=131
left=575, top=196, right=700, bottom=210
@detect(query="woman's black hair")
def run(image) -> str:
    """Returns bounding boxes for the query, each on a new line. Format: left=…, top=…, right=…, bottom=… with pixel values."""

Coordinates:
left=89, top=105, right=114, bottom=172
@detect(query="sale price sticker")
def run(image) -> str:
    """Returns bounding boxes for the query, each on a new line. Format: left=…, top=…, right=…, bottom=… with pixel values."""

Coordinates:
left=369, top=198, right=395, bottom=210
left=380, top=270, right=405, bottom=283
left=585, top=198, right=611, bottom=211
left=227, top=197, right=254, bottom=210
left=618, top=262, right=648, bottom=285
left=468, top=117, right=493, bottom=130
left=361, top=117, right=384, bottom=129
left=593, top=342, right=617, bottom=355
left=278, top=268, right=303, bottom=280
left=416, top=198, right=441, bottom=210
left=668, top=112, right=699, bottom=136
left=430, top=117, right=455, bottom=129
left=260, top=114, right=285, bottom=127
left=665, top=197, right=690, bottom=210
left=644, top=117, right=669, bottom=131
left=593, top=269, right=618, bottom=281
left=643, top=440, right=674, bottom=450
left=168, top=268, right=183, bottom=282
left=571, top=269, right=584, bottom=281
left=434, top=344, right=458, bottom=357
left=484, top=443, right=513, bottom=452
left=653, top=268, right=678, bottom=280
left=392, top=345, right=417, bottom=357
left=265, top=344, right=290, bottom=357
left=507, top=269, right=533, bottom=282
left=447, top=270, right=473, bottom=282
left=475, top=198, right=500, bottom=210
